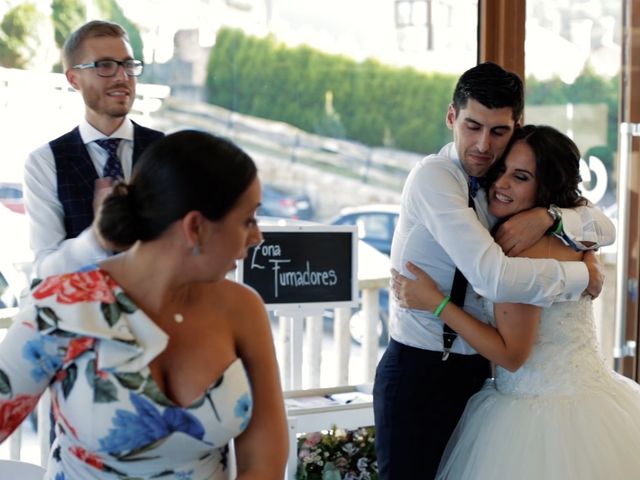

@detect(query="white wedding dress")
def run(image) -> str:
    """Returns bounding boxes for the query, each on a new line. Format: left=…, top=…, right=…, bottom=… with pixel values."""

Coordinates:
left=436, top=296, right=640, bottom=479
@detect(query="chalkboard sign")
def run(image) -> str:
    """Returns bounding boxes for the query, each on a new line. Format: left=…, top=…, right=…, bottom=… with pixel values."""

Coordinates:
left=237, top=225, right=358, bottom=311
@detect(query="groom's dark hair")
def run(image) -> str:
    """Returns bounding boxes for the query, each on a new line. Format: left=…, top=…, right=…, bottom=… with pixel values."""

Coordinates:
left=451, top=62, right=524, bottom=123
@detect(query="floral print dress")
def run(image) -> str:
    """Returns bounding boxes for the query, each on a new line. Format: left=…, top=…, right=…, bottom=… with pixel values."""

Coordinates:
left=0, top=268, right=253, bottom=479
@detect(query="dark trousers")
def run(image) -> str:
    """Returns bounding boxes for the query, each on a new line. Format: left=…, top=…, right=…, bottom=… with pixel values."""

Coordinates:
left=373, top=338, right=491, bottom=480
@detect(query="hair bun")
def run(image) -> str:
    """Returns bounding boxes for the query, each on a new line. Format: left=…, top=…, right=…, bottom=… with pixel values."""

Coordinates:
left=97, top=181, right=145, bottom=249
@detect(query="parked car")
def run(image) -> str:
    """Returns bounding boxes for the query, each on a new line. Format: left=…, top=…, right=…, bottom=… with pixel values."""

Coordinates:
left=0, top=182, right=24, bottom=214
left=328, top=204, right=399, bottom=256
left=328, top=204, right=400, bottom=345
left=258, top=184, right=314, bottom=220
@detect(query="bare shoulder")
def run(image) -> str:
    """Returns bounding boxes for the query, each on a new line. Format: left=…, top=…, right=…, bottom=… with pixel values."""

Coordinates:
left=207, top=279, right=266, bottom=315
left=519, top=235, right=583, bottom=262
left=207, top=280, right=273, bottom=355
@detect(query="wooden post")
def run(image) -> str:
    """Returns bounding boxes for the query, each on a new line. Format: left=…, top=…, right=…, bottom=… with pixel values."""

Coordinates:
left=334, top=307, right=352, bottom=386
left=361, top=288, right=380, bottom=383
left=304, top=315, right=323, bottom=388
left=478, top=0, right=526, bottom=80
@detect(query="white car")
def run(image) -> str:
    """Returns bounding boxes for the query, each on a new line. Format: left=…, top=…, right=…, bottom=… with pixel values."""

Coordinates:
left=328, top=204, right=400, bottom=256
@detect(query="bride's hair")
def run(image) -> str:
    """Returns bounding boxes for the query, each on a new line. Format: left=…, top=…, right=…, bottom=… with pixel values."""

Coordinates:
left=486, top=125, right=587, bottom=209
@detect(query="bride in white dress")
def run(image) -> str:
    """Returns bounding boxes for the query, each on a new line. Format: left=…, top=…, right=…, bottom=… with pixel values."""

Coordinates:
left=392, top=124, right=640, bottom=479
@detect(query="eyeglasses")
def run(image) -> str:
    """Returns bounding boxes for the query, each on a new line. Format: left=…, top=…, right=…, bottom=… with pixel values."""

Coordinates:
left=71, top=59, right=144, bottom=77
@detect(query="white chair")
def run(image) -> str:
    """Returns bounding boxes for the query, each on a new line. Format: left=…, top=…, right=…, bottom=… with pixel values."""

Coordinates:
left=0, top=459, right=46, bottom=479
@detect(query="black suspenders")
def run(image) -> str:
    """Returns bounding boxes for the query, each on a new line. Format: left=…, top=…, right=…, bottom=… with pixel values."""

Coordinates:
left=441, top=184, right=477, bottom=361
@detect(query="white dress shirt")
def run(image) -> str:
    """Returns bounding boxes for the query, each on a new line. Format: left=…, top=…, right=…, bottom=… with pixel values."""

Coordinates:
left=390, top=142, right=616, bottom=355
left=24, top=118, right=136, bottom=278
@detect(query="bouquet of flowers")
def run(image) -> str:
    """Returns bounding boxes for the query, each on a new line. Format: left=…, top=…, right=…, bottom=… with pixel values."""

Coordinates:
left=296, top=425, right=378, bottom=480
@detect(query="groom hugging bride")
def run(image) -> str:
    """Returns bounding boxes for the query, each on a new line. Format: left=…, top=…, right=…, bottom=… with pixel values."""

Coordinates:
left=374, top=62, right=640, bottom=479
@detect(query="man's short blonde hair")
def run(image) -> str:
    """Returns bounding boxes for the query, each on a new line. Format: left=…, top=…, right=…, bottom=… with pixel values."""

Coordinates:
left=62, top=20, right=129, bottom=70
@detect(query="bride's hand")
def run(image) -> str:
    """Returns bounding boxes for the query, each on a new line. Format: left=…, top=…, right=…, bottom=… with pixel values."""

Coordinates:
left=391, top=262, right=445, bottom=311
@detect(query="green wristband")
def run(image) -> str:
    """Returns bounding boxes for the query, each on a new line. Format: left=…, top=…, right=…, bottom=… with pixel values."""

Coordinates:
left=434, top=295, right=451, bottom=318
left=551, top=219, right=564, bottom=235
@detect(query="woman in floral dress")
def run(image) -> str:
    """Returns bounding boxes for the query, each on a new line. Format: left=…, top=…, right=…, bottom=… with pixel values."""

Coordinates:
left=0, top=130, right=288, bottom=479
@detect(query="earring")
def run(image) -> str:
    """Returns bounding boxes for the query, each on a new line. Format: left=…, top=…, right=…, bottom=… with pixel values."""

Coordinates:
left=192, top=244, right=201, bottom=256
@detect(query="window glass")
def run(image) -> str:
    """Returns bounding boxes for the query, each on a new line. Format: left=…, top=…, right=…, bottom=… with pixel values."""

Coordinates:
left=358, top=214, right=391, bottom=241
left=0, top=0, right=478, bottom=392
left=525, top=0, right=621, bottom=363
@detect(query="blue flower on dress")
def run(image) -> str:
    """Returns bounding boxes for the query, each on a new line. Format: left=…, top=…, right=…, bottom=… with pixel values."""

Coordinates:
left=99, top=392, right=206, bottom=454
left=23, top=337, right=62, bottom=382
left=234, top=393, right=252, bottom=431
left=163, top=405, right=205, bottom=439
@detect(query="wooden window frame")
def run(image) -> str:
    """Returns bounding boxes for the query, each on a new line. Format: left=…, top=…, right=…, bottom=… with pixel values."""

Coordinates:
left=478, top=0, right=640, bottom=380
left=478, top=0, right=525, bottom=80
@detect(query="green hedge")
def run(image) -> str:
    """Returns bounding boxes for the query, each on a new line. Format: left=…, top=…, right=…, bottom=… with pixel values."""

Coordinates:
left=206, top=28, right=619, bottom=160
left=206, top=28, right=457, bottom=154
left=0, top=3, right=45, bottom=69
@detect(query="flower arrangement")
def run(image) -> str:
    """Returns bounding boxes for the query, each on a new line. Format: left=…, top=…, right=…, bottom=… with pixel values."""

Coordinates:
left=296, top=425, right=378, bottom=480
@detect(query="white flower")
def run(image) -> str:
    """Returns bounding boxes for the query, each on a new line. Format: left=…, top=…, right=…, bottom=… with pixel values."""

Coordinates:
left=357, top=457, right=369, bottom=471
left=342, top=442, right=358, bottom=456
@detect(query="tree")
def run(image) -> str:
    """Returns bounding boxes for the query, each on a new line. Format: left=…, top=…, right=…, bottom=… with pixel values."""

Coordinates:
left=50, top=0, right=85, bottom=71
left=0, top=3, right=46, bottom=69
left=51, top=0, right=85, bottom=49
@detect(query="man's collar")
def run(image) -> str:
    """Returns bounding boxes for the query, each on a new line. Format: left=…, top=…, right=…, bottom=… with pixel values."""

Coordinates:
left=441, top=142, right=467, bottom=176
left=79, top=117, right=134, bottom=144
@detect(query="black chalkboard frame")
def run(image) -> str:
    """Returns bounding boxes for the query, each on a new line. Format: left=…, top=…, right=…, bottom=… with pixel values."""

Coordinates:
left=236, top=224, right=359, bottom=312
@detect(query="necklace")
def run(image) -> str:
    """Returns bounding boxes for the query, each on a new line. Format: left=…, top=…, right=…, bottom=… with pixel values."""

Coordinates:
left=170, top=285, right=192, bottom=325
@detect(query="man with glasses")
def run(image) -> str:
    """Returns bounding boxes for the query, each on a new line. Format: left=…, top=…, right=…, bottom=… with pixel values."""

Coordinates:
left=24, top=20, right=164, bottom=278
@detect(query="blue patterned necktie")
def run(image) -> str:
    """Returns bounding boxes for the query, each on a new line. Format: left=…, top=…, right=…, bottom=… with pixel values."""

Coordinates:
left=469, top=176, right=486, bottom=198
left=95, top=138, right=124, bottom=180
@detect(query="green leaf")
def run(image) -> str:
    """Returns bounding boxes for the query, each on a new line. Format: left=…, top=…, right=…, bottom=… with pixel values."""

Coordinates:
left=114, top=372, right=144, bottom=391
left=100, top=302, right=121, bottom=327
left=94, top=377, right=118, bottom=403
left=116, top=292, right=138, bottom=314
left=85, top=359, right=96, bottom=387
left=142, top=377, right=173, bottom=407
left=61, top=364, right=77, bottom=399
left=85, top=359, right=118, bottom=402
left=118, top=437, right=167, bottom=461
left=0, top=369, right=12, bottom=395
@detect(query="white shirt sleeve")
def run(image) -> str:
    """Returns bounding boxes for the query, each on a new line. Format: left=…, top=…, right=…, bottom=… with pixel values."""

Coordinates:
left=23, top=145, right=110, bottom=279
left=557, top=204, right=616, bottom=250
left=406, top=159, right=587, bottom=307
